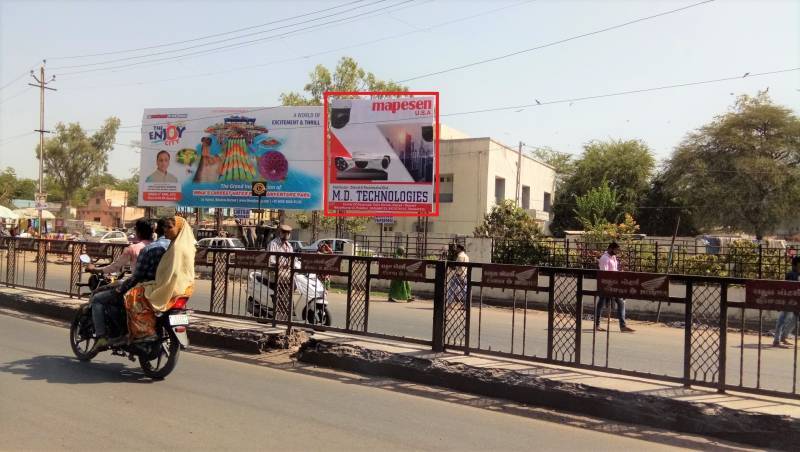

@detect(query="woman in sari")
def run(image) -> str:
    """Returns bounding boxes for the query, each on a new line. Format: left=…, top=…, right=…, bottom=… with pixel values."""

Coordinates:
left=388, top=247, right=414, bottom=303
left=125, top=216, right=196, bottom=339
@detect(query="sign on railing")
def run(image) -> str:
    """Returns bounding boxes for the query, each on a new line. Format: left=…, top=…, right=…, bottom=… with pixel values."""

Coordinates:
left=745, top=280, right=800, bottom=311
left=377, top=258, right=428, bottom=282
left=480, top=264, right=539, bottom=290
left=17, top=238, right=37, bottom=251
left=598, top=271, right=669, bottom=300
left=230, top=251, right=269, bottom=268
left=49, top=241, right=71, bottom=254
left=299, top=254, right=343, bottom=275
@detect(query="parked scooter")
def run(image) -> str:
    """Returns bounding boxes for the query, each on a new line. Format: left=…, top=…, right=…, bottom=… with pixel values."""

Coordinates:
left=245, top=259, right=331, bottom=326
left=69, top=254, right=190, bottom=379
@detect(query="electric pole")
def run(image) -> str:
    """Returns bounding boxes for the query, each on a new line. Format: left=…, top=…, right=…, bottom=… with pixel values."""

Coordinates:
left=515, top=141, right=523, bottom=208
left=28, top=61, right=56, bottom=236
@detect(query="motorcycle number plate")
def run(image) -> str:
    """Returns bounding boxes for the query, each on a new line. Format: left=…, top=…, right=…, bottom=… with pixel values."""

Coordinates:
left=169, top=314, right=189, bottom=326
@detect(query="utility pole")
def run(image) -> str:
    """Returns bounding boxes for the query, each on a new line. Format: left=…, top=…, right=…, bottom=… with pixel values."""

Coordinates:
left=28, top=61, right=56, bottom=236
left=515, top=141, right=523, bottom=208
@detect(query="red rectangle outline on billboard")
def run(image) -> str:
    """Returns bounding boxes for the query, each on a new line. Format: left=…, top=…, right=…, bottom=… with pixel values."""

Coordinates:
left=323, top=91, right=440, bottom=218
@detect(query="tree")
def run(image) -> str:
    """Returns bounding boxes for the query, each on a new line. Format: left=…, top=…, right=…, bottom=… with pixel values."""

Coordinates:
left=528, top=147, right=574, bottom=187
left=573, top=180, right=621, bottom=229
left=550, top=139, right=655, bottom=236
left=474, top=200, right=547, bottom=264
left=13, top=178, right=37, bottom=200
left=37, top=117, right=120, bottom=216
left=637, top=173, right=698, bottom=236
left=280, top=56, right=408, bottom=106
left=0, top=168, right=17, bottom=208
left=114, top=170, right=140, bottom=206
left=662, top=92, right=800, bottom=239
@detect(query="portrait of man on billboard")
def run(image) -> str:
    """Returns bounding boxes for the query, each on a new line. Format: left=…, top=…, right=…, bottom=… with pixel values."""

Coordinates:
left=146, top=150, right=178, bottom=183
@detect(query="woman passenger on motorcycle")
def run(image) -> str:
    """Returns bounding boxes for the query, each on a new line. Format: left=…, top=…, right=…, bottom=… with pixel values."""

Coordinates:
left=91, top=219, right=172, bottom=351
left=139, top=216, right=196, bottom=312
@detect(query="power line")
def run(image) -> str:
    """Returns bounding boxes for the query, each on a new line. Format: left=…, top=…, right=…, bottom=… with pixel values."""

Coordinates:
left=398, top=0, right=716, bottom=82
left=0, top=86, right=31, bottom=106
left=0, top=131, right=35, bottom=146
left=49, top=0, right=391, bottom=70
left=47, top=0, right=368, bottom=60
left=55, top=0, right=417, bottom=77
left=59, top=0, right=531, bottom=92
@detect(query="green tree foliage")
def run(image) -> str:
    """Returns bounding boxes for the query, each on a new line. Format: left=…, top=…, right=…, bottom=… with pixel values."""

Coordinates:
left=280, top=56, right=408, bottom=106
left=662, top=92, right=800, bottom=239
left=550, top=139, right=655, bottom=235
left=528, top=147, right=574, bottom=187
left=474, top=200, right=547, bottom=264
left=0, top=168, right=38, bottom=207
left=37, top=117, right=120, bottom=216
left=636, top=173, right=698, bottom=236
left=573, top=180, right=621, bottom=228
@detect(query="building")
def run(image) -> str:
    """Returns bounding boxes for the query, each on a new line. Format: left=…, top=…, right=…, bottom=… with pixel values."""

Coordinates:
left=12, top=198, right=77, bottom=219
left=289, top=126, right=557, bottom=241
left=77, top=188, right=146, bottom=229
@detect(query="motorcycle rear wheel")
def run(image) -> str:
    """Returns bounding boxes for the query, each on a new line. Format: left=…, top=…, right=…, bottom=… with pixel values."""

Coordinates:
left=305, top=304, right=331, bottom=326
left=69, top=307, right=99, bottom=362
left=139, top=325, right=180, bottom=380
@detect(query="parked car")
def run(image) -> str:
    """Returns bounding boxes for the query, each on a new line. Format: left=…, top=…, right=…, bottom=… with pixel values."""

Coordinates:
left=196, top=237, right=246, bottom=250
left=87, top=230, right=129, bottom=244
left=288, top=240, right=306, bottom=253
left=301, top=238, right=376, bottom=256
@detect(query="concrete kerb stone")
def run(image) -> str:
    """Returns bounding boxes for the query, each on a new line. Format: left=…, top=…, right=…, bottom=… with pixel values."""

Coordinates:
left=297, top=340, right=800, bottom=451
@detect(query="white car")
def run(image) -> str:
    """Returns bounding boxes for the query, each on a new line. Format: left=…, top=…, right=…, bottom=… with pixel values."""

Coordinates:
left=93, top=230, right=129, bottom=244
left=196, top=237, right=247, bottom=250
left=334, top=153, right=391, bottom=172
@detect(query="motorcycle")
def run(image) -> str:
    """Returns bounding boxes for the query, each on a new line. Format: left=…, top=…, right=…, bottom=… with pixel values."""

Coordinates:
left=245, top=258, right=331, bottom=326
left=68, top=254, right=190, bottom=379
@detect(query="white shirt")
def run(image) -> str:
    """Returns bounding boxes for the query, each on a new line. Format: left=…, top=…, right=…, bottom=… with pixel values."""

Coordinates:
left=455, top=251, right=469, bottom=278
left=146, top=170, right=178, bottom=183
left=268, top=237, right=294, bottom=267
left=599, top=251, right=618, bottom=271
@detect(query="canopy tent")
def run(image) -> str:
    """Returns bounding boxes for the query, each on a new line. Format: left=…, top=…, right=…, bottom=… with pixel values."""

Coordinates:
left=13, top=208, right=55, bottom=220
left=0, top=206, right=19, bottom=219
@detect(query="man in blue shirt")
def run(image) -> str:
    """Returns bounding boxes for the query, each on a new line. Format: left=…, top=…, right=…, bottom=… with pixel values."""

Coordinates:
left=773, top=256, right=800, bottom=348
left=91, top=218, right=173, bottom=351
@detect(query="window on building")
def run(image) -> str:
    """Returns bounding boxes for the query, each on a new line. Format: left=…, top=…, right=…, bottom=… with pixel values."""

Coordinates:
left=495, top=177, right=505, bottom=204
left=93, top=217, right=101, bottom=222
left=543, top=192, right=552, bottom=212
left=95, top=198, right=100, bottom=205
left=522, top=186, right=530, bottom=210
left=439, top=174, right=454, bottom=203
left=382, top=225, right=394, bottom=233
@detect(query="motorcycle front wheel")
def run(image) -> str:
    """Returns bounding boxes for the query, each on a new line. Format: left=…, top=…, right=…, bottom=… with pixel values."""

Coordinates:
left=305, top=303, right=331, bottom=326
left=139, top=325, right=180, bottom=380
left=69, top=305, right=99, bottom=362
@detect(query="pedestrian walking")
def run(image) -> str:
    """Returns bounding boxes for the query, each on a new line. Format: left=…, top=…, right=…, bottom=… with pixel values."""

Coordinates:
left=595, top=242, right=635, bottom=333
left=389, top=247, right=414, bottom=303
left=448, top=244, right=469, bottom=302
left=774, top=256, right=800, bottom=347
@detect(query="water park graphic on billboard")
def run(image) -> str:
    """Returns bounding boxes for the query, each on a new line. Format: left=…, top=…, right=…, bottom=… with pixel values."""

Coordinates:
left=139, top=107, right=323, bottom=210
left=324, top=92, right=440, bottom=217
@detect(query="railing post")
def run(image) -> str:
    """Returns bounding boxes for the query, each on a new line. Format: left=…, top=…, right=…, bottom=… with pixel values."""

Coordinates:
left=684, top=280, right=694, bottom=387
left=719, top=282, right=728, bottom=393
left=565, top=239, right=570, bottom=267
left=575, top=273, right=583, bottom=364
left=654, top=242, right=659, bottom=273
left=345, top=258, right=353, bottom=331
left=758, top=244, right=763, bottom=279
left=547, top=272, right=555, bottom=361
left=6, top=238, right=16, bottom=287
left=464, top=265, right=473, bottom=355
left=36, top=239, right=47, bottom=290
left=432, top=260, right=446, bottom=353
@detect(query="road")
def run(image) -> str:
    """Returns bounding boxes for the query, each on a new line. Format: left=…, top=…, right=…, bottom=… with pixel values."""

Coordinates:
left=5, top=252, right=799, bottom=395
left=0, top=312, right=707, bottom=451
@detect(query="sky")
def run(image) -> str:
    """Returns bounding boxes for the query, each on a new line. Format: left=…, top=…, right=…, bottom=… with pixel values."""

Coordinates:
left=0, top=0, right=798, bottom=180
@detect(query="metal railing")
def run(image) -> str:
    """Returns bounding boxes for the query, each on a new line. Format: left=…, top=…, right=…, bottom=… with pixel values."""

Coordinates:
left=0, top=236, right=798, bottom=400
left=353, top=233, right=465, bottom=259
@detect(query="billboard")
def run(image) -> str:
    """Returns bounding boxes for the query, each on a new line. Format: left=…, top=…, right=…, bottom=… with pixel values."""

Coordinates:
left=139, top=107, right=323, bottom=209
left=324, top=92, right=439, bottom=217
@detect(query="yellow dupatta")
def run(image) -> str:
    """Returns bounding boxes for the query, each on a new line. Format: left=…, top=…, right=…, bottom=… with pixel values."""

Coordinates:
left=142, top=216, right=196, bottom=311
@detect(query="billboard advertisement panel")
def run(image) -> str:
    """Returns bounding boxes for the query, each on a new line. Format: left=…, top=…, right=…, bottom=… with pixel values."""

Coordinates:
left=324, top=92, right=439, bottom=217
left=138, top=107, right=323, bottom=209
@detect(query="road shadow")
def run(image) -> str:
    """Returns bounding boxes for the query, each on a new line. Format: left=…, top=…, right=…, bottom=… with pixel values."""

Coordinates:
left=186, top=346, right=752, bottom=451
left=0, top=354, right=155, bottom=384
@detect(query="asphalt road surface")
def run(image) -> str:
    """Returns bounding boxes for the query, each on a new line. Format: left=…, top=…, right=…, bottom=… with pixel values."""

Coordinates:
left=5, top=252, right=798, bottom=394
left=0, top=311, right=746, bottom=451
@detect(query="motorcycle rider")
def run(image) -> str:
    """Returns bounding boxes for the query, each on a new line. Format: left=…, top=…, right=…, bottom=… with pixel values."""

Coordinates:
left=87, top=219, right=153, bottom=276
left=267, top=224, right=294, bottom=310
left=90, top=218, right=172, bottom=351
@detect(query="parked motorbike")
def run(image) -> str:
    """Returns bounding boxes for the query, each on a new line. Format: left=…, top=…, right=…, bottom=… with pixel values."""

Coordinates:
left=245, top=259, right=331, bottom=326
left=69, top=254, right=190, bottom=379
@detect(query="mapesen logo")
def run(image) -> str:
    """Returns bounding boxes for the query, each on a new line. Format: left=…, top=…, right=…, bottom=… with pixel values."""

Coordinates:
left=149, top=122, right=186, bottom=146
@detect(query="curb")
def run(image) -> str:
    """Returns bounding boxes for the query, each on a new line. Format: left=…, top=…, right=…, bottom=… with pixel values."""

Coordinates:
left=297, top=339, right=800, bottom=451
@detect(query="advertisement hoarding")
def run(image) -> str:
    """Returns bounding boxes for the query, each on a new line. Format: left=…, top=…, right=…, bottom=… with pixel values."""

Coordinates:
left=324, top=92, right=439, bottom=217
left=139, top=107, right=323, bottom=209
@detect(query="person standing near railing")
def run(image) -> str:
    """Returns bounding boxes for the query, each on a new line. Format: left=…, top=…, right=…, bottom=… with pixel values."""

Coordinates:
left=268, top=224, right=295, bottom=309
left=389, top=247, right=414, bottom=303
left=595, top=242, right=635, bottom=333
left=773, top=256, right=800, bottom=348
